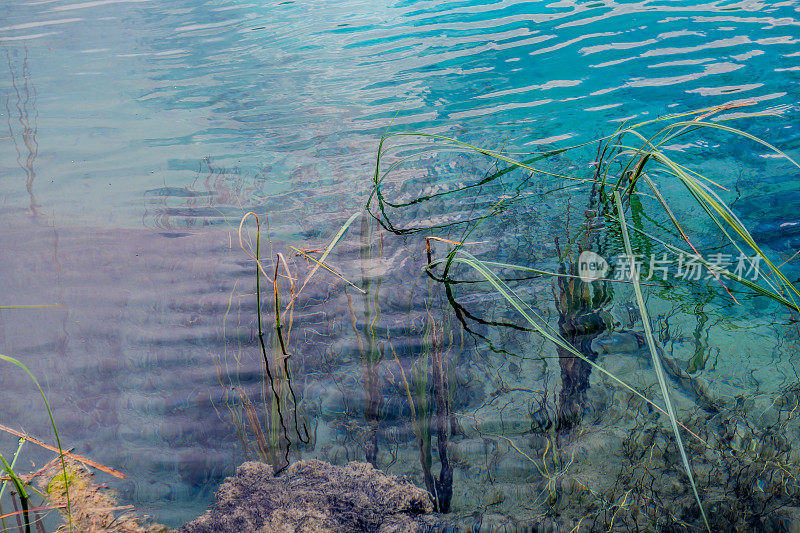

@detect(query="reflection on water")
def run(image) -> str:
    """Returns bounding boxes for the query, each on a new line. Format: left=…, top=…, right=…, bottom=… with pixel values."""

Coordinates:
left=4, top=45, right=40, bottom=218
left=0, top=0, right=799, bottom=528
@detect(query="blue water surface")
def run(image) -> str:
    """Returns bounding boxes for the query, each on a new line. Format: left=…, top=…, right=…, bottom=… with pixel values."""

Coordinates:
left=1, top=0, right=799, bottom=528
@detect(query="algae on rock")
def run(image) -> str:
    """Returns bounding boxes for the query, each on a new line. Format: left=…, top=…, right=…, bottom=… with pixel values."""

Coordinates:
left=180, top=459, right=440, bottom=533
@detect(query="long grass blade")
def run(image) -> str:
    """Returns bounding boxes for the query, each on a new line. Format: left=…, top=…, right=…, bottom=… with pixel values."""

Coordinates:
left=613, top=190, right=709, bottom=531
left=0, top=305, right=63, bottom=310
left=0, top=354, right=72, bottom=532
left=0, top=440, right=24, bottom=502
left=283, top=212, right=363, bottom=316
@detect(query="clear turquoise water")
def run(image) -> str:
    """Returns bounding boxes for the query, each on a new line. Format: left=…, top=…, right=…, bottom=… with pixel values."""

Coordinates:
left=1, top=0, right=799, bottom=528
left=2, top=0, right=799, bottom=226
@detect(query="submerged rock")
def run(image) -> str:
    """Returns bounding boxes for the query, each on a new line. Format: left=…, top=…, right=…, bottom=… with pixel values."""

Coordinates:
left=180, top=460, right=440, bottom=532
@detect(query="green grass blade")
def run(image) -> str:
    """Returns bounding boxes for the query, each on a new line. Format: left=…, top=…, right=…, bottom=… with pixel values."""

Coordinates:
left=613, top=190, right=709, bottom=531
left=0, top=439, right=25, bottom=502
left=0, top=453, right=27, bottom=500
left=302, top=212, right=361, bottom=284
left=650, top=150, right=797, bottom=305
left=0, top=305, right=63, bottom=310
left=0, top=354, right=72, bottom=532
left=611, top=128, right=799, bottom=309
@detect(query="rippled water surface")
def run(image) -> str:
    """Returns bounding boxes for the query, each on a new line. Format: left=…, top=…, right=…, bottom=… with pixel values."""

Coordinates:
left=1, top=0, right=800, bottom=529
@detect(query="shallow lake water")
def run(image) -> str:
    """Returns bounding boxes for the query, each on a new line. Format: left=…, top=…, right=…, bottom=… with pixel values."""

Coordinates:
left=1, top=0, right=800, bottom=530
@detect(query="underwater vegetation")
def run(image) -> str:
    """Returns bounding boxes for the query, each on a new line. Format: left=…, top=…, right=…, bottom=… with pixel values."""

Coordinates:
left=40, top=459, right=166, bottom=533
left=364, top=103, right=800, bottom=530
left=4, top=103, right=800, bottom=531
left=206, top=102, right=800, bottom=530
left=1, top=349, right=73, bottom=533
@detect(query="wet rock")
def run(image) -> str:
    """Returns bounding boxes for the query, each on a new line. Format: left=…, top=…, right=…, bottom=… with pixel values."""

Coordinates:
left=730, top=422, right=751, bottom=452
left=594, top=331, right=641, bottom=355
left=758, top=404, right=781, bottom=428
left=180, top=460, right=441, bottom=532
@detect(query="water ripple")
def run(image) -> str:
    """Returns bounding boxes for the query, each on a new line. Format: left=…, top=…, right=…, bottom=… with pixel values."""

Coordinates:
left=1, top=0, right=799, bottom=527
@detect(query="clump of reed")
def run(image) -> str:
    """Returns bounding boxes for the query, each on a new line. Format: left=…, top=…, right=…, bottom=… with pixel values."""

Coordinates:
left=222, top=211, right=366, bottom=472
left=344, top=212, right=384, bottom=466
left=367, top=103, right=800, bottom=529
left=389, top=304, right=459, bottom=513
